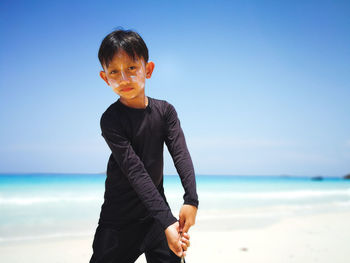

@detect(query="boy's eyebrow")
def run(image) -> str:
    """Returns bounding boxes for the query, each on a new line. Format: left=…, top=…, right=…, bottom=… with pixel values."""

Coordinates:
left=109, top=61, right=139, bottom=70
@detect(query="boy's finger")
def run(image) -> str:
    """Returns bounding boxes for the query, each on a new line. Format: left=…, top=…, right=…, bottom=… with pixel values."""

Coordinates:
left=181, top=237, right=190, bottom=248
left=182, top=232, right=190, bottom=239
left=181, top=239, right=188, bottom=246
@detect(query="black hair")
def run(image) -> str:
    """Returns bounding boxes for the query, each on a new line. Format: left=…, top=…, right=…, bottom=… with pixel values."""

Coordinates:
left=98, top=28, right=149, bottom=69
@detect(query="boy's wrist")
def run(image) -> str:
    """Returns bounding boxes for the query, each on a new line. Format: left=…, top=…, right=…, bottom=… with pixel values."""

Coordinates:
left=183, top=199, right=199, bottom=208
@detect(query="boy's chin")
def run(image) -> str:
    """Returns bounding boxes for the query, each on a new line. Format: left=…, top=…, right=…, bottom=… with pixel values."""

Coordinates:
left=114, top=89, right=145, bottom=100
left=116, top=92, right=140, bottom=100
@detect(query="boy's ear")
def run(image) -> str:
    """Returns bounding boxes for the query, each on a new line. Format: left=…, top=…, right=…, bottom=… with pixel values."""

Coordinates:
left=145, top=61, right=155, bottom=79
left=100, top=71, right=110, bottom=85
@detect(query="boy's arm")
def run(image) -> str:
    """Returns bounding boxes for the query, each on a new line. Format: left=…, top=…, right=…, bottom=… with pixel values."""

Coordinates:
left=101, top=114, right=177, bottom=230
left=164, top=103, right=199, bottom=232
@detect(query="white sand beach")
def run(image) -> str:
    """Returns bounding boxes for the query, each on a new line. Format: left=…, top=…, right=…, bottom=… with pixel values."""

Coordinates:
left=1, top=210, right=349, bottom=263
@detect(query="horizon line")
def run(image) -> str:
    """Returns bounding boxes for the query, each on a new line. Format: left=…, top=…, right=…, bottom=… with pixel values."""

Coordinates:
left=0, top=172, right=347, bottom=178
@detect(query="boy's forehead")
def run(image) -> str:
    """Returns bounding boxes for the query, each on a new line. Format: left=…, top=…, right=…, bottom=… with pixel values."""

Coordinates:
left=114, top=50, right=132, bottom=59
left=108, top=50, right=145, bottom=66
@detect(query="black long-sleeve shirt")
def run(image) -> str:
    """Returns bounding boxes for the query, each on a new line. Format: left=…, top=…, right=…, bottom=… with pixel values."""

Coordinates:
left=98, top=97, right=198, bottom=230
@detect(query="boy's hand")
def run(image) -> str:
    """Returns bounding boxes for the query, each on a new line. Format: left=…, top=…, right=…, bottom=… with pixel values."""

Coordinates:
left=165, top=221, right=183, bottom=257
left=180, top=232, right=190, bottom=254
left=179, top=204, right=197, bottom=233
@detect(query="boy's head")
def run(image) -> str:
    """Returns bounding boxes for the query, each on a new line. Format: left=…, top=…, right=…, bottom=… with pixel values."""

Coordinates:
left=98, top=29, right=149, bottom=68
left=98, top=29, right=154, bottom=100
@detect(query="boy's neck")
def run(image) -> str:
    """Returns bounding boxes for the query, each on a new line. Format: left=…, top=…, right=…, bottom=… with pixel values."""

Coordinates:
left=119, top=94, right=148, bottom=109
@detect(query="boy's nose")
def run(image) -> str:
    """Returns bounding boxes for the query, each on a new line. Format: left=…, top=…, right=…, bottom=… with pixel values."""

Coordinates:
left=120, top=71, right=130, bottom=82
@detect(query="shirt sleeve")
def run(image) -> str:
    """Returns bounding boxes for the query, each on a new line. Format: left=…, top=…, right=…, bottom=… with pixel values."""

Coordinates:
left=100, top=113, right=177, bottom=230
left=164, top=103, right=199, bottom=208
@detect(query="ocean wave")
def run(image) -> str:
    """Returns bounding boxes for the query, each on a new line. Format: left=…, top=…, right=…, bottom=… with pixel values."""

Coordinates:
left=167, top=188, right=350, bottom=200
left=0, top=231, right=93, bottom=242
left=0, top=196, right=102, bottom=205
left=197, top=210, right=293, bottom=220
left=1, top=188, right=349, bottom=206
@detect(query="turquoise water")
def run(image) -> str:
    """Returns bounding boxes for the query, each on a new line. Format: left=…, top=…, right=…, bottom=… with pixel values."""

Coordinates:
left=1, top=174, right=350, bottom=241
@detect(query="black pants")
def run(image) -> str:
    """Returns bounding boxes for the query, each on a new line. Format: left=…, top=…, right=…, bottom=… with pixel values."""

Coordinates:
left=89, top=217, right=183, bottom=263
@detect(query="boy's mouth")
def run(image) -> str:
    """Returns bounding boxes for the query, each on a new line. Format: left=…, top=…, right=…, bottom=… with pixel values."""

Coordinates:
left=121, top=87, right=133, bottom=92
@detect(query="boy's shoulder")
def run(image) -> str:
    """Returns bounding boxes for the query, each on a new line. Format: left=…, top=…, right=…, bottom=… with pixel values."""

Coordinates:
left=148, top=97, right=177, bottom=118
left=149, top=97, right=172, bottom=109
left=100, top=100, right=119, bottom=125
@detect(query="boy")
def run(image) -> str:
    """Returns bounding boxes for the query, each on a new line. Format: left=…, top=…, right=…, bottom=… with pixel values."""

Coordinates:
left=89, top=29, right=199, bottom=263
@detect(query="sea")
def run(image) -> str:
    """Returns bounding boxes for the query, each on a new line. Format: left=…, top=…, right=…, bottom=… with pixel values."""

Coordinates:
left=1, top=173, right=350, bottom=243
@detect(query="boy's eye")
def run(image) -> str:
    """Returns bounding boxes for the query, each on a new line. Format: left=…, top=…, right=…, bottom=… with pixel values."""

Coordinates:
left=110, top=70, right=118, bottom=74
left=129, top=66, right=136, bottom=70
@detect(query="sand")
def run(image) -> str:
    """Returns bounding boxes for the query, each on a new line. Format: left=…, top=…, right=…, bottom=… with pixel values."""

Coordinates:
left=1, top=211, right=349, bottom=263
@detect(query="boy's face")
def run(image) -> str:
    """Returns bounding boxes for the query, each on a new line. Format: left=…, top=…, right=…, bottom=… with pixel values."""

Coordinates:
left=100, top=50, right=154, bottom=100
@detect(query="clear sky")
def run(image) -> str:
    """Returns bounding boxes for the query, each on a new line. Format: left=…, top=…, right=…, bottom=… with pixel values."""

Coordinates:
left=0, top=0, right=349, bottom=176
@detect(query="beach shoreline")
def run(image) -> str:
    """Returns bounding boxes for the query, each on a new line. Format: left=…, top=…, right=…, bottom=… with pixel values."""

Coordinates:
left=1, top=210, right=349, bottom=263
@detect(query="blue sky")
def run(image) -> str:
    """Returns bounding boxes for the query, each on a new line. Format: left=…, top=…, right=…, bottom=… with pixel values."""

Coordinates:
left=0, top=0, right=349, bottom=176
